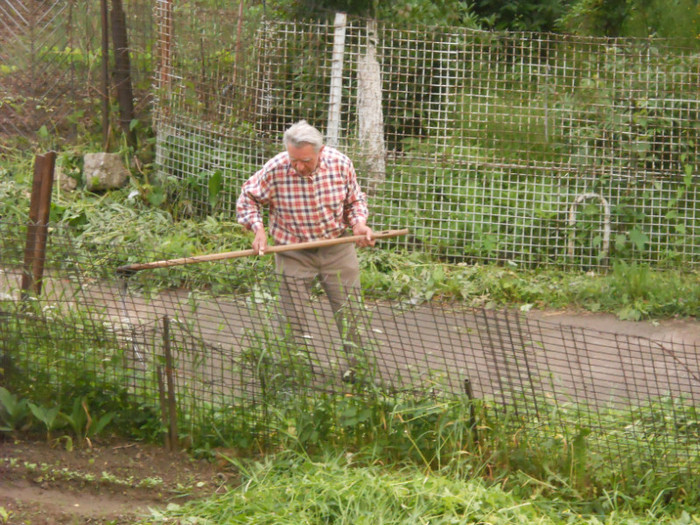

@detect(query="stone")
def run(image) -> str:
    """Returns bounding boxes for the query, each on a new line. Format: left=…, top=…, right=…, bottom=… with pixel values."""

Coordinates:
left=83, top=153, right=130, bottom=191
left=55, top=164, right=79, bottom=192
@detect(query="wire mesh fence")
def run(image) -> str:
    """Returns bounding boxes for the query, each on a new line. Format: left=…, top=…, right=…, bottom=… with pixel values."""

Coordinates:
left=153, top=7, right=699, bottom=268
left=0, top=0, right=154, bottom=149
left=1, top=221, right=698, bottom=473
left=2, top=3, right=697, bottom=265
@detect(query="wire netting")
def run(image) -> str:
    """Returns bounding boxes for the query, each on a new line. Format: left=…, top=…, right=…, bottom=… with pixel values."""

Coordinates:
left=153, top=6, right=699, bottom=268
left=1, top=3, right=698, bottom=266
left=0, top=0, right=154, bottom=148
left=1, top=221, right=698, bottom=473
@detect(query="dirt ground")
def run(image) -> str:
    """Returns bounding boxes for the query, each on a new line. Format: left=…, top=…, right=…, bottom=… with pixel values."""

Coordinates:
left=0, top=436, right=232, bottom=525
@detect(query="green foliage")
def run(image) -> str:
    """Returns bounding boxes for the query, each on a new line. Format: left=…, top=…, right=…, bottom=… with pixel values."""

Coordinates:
left=472, top=0, right=574, bottom=32
left=148, top=453, right=537, bottom=524
left=273, top=0, right=475, bottom=26
left=376, top=165, right=575, bottom=265
left=0, top=161, right=32, bottom=224
left=159, top=131, right=254, bottom=220
left=60, top=397, right=116, bottom=447
left=0, top=506, right=11, bottom=524
left=1, top=311, right=162, bottom=444
left=562, top=46, right=699, bottom=177
left=1, top=389, right=132, bottom=448
left=27, top=402, right=62, bottom=441
left=146, top=393, right=700, bottom=524
left=359, top=248, right=699, bottom=320
left=623, top=0, right=699, bottom=44
left=561, top=0, right=700, bottom=44
left=571, top=261, right=700, bottom=320
left=559, top=0, right=629, bottom=36
left=377, top=0, right=477, bottom=27
left=0, top=387, right=32, bottom=434
left=2, top=145, right=697, bottom=319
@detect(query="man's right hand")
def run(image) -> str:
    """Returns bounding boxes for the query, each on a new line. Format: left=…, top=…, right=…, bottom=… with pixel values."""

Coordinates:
left=252, top=226, right=268, bottom=256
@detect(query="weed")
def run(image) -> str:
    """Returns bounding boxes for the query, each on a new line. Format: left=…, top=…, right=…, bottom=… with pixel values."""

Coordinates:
left=27, top=402, right=62, bottom=441
left=0, top=386, right=32, bottom=435
left=0, top=506, right=11, bottom=524
left=60, top=397, right=116, bottom=447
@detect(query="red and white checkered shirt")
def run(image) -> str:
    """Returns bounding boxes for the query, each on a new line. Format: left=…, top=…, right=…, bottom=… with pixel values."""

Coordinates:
left=236, top=146, right=369, bottom=245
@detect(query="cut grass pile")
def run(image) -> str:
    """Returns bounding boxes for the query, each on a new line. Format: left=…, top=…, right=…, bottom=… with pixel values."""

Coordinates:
left=146, top=452, right=698, bottom=525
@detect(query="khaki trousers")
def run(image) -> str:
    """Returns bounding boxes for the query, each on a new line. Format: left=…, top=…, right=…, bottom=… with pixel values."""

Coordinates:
left=275, top=242, right=363, bottom=358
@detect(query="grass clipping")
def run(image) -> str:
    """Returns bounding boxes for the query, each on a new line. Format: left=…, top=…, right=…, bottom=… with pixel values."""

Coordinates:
left=151, top=453, right=555, bottom=525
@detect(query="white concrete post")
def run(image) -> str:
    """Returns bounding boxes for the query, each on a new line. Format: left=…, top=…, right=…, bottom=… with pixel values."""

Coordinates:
left=326, top=12, right=347, bottom=147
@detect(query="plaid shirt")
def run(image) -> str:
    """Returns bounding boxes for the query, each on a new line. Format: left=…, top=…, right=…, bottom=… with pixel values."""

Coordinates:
left=236, top=146, right=369, bottom=245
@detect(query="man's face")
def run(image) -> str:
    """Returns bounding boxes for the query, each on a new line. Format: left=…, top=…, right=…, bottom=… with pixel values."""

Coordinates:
left=287, top=143, right=322, bottom=177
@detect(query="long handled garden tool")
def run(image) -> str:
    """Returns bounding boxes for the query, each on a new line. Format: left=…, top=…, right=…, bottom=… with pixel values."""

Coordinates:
left=116, top=228, right=409, bottom=275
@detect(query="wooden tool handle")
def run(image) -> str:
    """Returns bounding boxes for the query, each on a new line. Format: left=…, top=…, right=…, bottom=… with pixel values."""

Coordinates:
left=117, top=228, right=409, bottom=274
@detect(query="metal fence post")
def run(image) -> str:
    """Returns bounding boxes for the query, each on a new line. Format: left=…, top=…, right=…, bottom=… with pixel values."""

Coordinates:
left=464, top=378, right=479, bottom=445
left=163, top=315, right=178, bottom=450
left=21, top=151, right=56, bottom=299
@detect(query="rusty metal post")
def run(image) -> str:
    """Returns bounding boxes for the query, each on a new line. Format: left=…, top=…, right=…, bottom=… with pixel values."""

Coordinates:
left=21, top=152, right=56, bottom=299
left=464, top=378, right=479, bottom=445
left=163, top=315, right=178, bottom=450
left=156, top=365, right=170, bottom=449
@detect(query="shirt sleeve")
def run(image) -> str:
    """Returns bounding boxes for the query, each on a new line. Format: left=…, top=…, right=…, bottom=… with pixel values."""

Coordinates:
left=236, top=166, right=271, bottom=232
left=343, top=160, right=369, bottom=227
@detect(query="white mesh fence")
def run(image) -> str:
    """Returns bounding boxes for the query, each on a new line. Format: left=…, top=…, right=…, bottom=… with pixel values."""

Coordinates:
left=153, top=3, right=699, bottom=268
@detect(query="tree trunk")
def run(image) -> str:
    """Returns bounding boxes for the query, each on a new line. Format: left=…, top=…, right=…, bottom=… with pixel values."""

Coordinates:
left=101, top=0, right=110, bottom=149
left=110, top=0, right=137, bottom=149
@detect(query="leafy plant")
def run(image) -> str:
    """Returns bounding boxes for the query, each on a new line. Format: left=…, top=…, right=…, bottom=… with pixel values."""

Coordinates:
left=0, top=387, right=32, bottom=435
left=27, top=402, right=62, bottom=441
left=0, top=505, right=12, bottom=524
left=60, top=397, right=116, bottom=447
left=560, top=0, right=700, bottom=44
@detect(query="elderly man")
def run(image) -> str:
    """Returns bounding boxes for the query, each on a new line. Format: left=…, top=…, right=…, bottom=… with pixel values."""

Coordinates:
left=236, top=120, right=374, bottom=382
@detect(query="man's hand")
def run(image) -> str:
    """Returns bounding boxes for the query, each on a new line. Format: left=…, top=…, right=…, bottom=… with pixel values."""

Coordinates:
left=352, top=221, right=375, bottom=248
left=252, top=226, right=268, bottom=255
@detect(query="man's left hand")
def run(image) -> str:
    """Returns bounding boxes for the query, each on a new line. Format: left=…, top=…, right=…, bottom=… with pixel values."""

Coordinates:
left=353, top=222, right=375, bottom=248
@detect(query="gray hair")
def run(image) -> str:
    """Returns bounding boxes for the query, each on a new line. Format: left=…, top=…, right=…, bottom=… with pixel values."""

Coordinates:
left=283, top=120, right=324, bottom=151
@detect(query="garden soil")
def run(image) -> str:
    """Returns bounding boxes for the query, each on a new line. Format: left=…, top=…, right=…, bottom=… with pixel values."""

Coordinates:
left=0, top=436, right=232, bottom=524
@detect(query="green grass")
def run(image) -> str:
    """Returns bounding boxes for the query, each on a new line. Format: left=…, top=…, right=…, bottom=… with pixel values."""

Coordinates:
left=359, top=249, right=699, bottom=320
left=175, top=380, right=699, bottom=522
left=142, top=450, right=698, bottom=525
left=147, top=453, right=559, bottom=524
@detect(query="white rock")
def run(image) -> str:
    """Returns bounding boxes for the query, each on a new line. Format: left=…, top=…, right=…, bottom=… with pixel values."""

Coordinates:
left=84, top=153, right=130, bottom=191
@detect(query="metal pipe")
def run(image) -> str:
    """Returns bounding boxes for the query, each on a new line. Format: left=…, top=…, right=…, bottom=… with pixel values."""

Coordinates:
left=567, top=192, right=611, bottom=262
